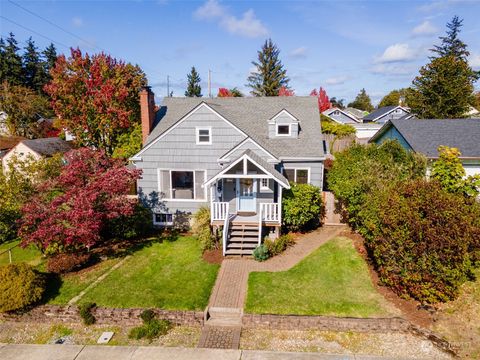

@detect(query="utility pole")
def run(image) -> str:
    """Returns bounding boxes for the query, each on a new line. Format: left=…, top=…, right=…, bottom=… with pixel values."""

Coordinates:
left=167, top=75, right=170, bottom=97
left=208, top=69, right=212, bottom=98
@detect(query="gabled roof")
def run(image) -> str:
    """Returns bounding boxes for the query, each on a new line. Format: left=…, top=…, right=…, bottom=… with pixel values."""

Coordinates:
left=145, top=97, right=325, bottom=159
left=344, top=107, right=367, bottom=120
left=322, top=107, right=360, bottom=123
left=363, top=106, right=409, bottom=122
left=204, top=149, right=290, bottom=189
left=0, top=135, right=24, bottom=151
left=21, top=137, right=72, bottom=156
left=370, top=118, right=480, bottom=159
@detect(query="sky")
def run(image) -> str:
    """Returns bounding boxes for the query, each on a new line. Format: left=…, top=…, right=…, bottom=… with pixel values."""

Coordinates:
left=1, top=0, right=480, bottom=105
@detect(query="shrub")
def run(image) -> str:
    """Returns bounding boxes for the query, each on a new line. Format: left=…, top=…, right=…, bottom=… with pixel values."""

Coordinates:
left=0, top=263, right=45, bottom=312
left=253, top=244, right=270, bottom=262
left=47, top=253, right=91, bottom=274
left=129, top=309, right=171, bottom=341
left=104, top=203, right=152, bottom=240
left=192, top=206, right=215, bottom=251
left=282, top=183, right=324, bottom=232
left=264, top=234, right=295, bottom=257
left=358, top=179, right=480, bottom=303
left=78, top=302, right=96, bottom=325
left=327, top=140, right=426, bottom=228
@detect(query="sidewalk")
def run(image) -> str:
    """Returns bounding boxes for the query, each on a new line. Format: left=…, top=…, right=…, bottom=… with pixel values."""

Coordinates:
left=0, top=344, right=406, bottom=360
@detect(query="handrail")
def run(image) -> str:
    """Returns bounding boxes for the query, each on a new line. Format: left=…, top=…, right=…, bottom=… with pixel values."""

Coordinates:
left=258, top=204, right=263, bottom=246
left=260, top=203, right=280, bottom=222
left=0, top=243, right=19, bottom=264
left=222, top=203, right=230, bottom=256
left=212, top=201, right=229, bottom=222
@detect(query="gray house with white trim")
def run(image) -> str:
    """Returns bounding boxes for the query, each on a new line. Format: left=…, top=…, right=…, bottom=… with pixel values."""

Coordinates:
left=363, top=105, right=410, bottom=124
left=132, top=88, right=326, bottom=255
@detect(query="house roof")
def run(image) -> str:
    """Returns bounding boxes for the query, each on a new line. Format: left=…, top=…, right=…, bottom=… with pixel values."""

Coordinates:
left=21, top=137, right=72, bottom=156
left=370, top=118, right=480, bottom=159
left=322, top=107, right=360, bottom=123
left=363, top=106, right=408, bottom=122
left=146, top=97, right=325, bottom=159
left=0, top=135, right=25, bottom=151
left=345, top=107, right=367, bottom=120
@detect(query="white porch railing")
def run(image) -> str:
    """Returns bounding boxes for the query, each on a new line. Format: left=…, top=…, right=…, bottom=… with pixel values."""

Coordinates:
left=260, top=203, right=280, bottom=223
left=211, top=201, right=229, bottom=222
left=222, top=204, right=231, bottom=256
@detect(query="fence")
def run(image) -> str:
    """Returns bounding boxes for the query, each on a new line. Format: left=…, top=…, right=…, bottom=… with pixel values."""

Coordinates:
left=0, top=243, right=18, bottom=264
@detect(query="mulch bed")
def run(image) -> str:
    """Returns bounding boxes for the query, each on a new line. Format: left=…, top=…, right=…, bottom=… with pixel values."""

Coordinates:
left=340, top=229, right=434, bottom=328
left=203, top=248, right=223, bottom=264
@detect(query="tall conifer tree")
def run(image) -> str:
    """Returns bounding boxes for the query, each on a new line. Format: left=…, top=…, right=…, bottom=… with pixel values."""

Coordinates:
left=184, top=66, right=202, bottom=97
left=2, top=33, right=23, bottom=86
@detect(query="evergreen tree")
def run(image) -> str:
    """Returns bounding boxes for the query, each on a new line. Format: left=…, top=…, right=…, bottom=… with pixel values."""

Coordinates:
left=184, top=66, right=202, bottom=97
left=246, top=39, right=290, bottom=96
left=42, top=43, right=57, bottom=83
left=431, top=16, right=469, bottom=61
left=22, top=37, right=46, bottom=92
left=347, top=88, right=374, bottom=112
left=2, top=33, right=23, bottom=86
left=378, top=89, right=408, bottom=108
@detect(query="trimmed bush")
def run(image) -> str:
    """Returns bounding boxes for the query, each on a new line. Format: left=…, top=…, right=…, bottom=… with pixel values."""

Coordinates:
left=192, top=206, right=215, bottom=251
left=264, top=234, right=295, bottom=257
left=78, top=302, right=96, bottom=325
left=282, top=183, right=324, bottom=232
left=128, top=310, right=171, bottom=341
left=104, top=203, right=152, bottom=240
left=253, top=244, right=270, bottom=262
left=0, top=263, right=45, bottom=312
left=358, top=179, right=480, bottom=303
left=47, top=253, right=91, bottom=274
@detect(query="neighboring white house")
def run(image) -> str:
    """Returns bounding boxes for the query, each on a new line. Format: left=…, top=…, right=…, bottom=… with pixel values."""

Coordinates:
left=2, top=137, right=72, bottom=174
left=363, top=105, right=410, bottom=124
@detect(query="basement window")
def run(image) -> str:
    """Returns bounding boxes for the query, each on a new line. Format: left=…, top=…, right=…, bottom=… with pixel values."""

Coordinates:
left=154, top=213, right=173, bottom=226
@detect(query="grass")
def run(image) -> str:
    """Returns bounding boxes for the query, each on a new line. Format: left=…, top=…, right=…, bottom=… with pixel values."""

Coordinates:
left=0, top=240, right=44, bottom=268
left=246, top=236, right=393, bottom=318
left=80, top=236, right=219, bottom=310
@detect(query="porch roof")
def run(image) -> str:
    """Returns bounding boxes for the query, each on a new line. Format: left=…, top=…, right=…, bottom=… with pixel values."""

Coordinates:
left=204, top=149, right=290, bottom=189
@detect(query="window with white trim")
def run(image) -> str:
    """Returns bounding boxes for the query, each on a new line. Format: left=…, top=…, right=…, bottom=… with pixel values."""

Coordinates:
left=276, top=124, right=290, bottom=136
left=154, top=213, right=173, bottom=225
left=260, top=178, right=269, bottom=190
left=196, top=127, right=211, bottom=144
left=284, top=168, right=309, bottom=184
left=158, top=169, right=206, bottom=200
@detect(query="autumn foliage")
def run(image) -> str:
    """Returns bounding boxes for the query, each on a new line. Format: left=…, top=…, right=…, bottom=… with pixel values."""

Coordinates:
left=310, top=87, right=331, bottom=112
left=44, top=48, right=147, bottom=155
left=19, top=148, right=141, bottom=254
left=217, top=88, right=232, bottom=97
left=278, top=86, right=294, bottom=96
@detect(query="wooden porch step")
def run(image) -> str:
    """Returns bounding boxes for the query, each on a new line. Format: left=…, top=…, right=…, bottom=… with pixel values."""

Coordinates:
left=230, top=224, right=258, bottom=230
left=228, top=236, right=259, bottom=243
left=227, top=242, right=257, bottom=250
left=225, top=249, right=254, bottom=256
left=229, top=231, right=258, bottom=237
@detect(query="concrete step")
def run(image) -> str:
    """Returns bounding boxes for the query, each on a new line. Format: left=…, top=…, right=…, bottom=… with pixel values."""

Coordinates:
left=207, top=307, right=243, bottom=326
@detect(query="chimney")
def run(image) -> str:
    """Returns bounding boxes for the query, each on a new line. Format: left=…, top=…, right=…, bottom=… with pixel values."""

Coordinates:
left=140, top=86, right=155, bottom=144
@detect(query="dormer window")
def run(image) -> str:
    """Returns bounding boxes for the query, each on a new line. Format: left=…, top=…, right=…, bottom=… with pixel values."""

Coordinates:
left=276, top=124, right=290, bottom=136
left=196, top=127, right=211, bottom=145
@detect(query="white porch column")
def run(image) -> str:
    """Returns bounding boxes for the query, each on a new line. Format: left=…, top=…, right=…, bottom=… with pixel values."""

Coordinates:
left=278, top=184, right=283, bottom=225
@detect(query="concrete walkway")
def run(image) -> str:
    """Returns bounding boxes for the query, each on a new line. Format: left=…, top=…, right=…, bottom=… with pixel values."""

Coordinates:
left=0, top=344, right=404, bottom=359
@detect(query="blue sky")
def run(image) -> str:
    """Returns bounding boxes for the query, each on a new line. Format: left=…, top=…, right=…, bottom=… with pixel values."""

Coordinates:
left=1, top=0, right=480, bottom=105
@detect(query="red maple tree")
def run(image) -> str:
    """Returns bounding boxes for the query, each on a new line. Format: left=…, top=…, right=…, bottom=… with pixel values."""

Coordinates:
left=310, top=87, right=331, bottom=112
left=44, top=48, right=147, bottom=155
left=278, top=86, right=295, bottom=96
left=19, top=148, right=141, bottom=253
left=217, top=88, right=233, bottom=97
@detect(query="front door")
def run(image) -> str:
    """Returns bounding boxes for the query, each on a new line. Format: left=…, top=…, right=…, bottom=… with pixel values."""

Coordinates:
left=236, top=178, right=257, bottom=212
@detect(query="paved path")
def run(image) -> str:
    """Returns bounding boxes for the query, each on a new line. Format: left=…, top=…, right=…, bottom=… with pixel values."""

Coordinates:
left=0, top=344, right=404, bottom=359
left=200, top=226, right=346, bottom=350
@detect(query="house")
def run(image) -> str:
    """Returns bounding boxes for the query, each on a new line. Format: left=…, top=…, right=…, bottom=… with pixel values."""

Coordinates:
left=0, top=135, right=24, bottom=161
left=370, top=118, right=480, bottom=177
left=344, top=107, right=368, bottom=120
left=322, top=107, right=360, bottom=124
left=2, top=137, right=72, bottom=173
left=363, top=105, right=410, bottom=124
left=131, top=87, right=326, bottom=256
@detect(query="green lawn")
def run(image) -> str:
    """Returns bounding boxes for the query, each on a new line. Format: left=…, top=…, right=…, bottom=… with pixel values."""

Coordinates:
left=246, top=237, right=393, bottom=318
left=0, top=240, right=44, bottom=268
left=80, top=236, right=220, bottom=310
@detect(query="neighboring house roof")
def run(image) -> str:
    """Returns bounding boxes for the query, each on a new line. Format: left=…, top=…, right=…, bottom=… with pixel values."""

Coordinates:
left=145, top=97, right=325, bottom=159
left=344, top=107, right=367, bottom=120
left=370, top=118, right=480, bottom=159
left=322, top=107, right=360, bottom=123
left=0, top=135, right=25, bottom=151
left=21, top=137, right=72, bottom=157
left=363, top=106, right=409, bottom=122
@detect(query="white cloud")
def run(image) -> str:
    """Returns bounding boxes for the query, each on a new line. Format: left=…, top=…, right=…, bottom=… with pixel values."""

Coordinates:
left=72, top=17, right=83, bottom=28
left=375, top=43, right=418, bottom=63
left=325, top=75, right=350, bottom=86
left=469, top=53, right=480, bottom=69
left=412, top=20, right=438, bottom=36
left=289, top=46, right=307, bottom=59
left=371, top=63, right=418, bottom=76
left=194, top=0, right=268, bottom=38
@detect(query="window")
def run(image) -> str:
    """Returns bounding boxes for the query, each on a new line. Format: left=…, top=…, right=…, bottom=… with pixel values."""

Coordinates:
left=196, top=127, right=211, bottom=144
left=333, top=110, right=340, bottom=115
left=284, top=168, right=310, bottom=184
left=154, top=213, right=173, bottom=225
left=276, top=124, right=290, bottom=136
left=171, top=171, right=194, bottom=199
left=260, top=178, right=269, bottom=190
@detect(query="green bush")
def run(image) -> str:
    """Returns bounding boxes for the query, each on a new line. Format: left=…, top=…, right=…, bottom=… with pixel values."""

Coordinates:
left=129, top=309, right=171, bottom=341
left=264, top=234, right=295, bottom=256
left=253, top=244, right=270, bottom=262
left=282, top=183, right=324, bottom=232
left=104, top=203, right=152, bottom=240
left=0, top=263, right=45, bottom=312
left=192, top=206, right=215, bottom=251
left=78, top=302, right=96, bottom=325
left=327, top=140, right=426, bottom=228
left=358, top=179, right=480, bottom=303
